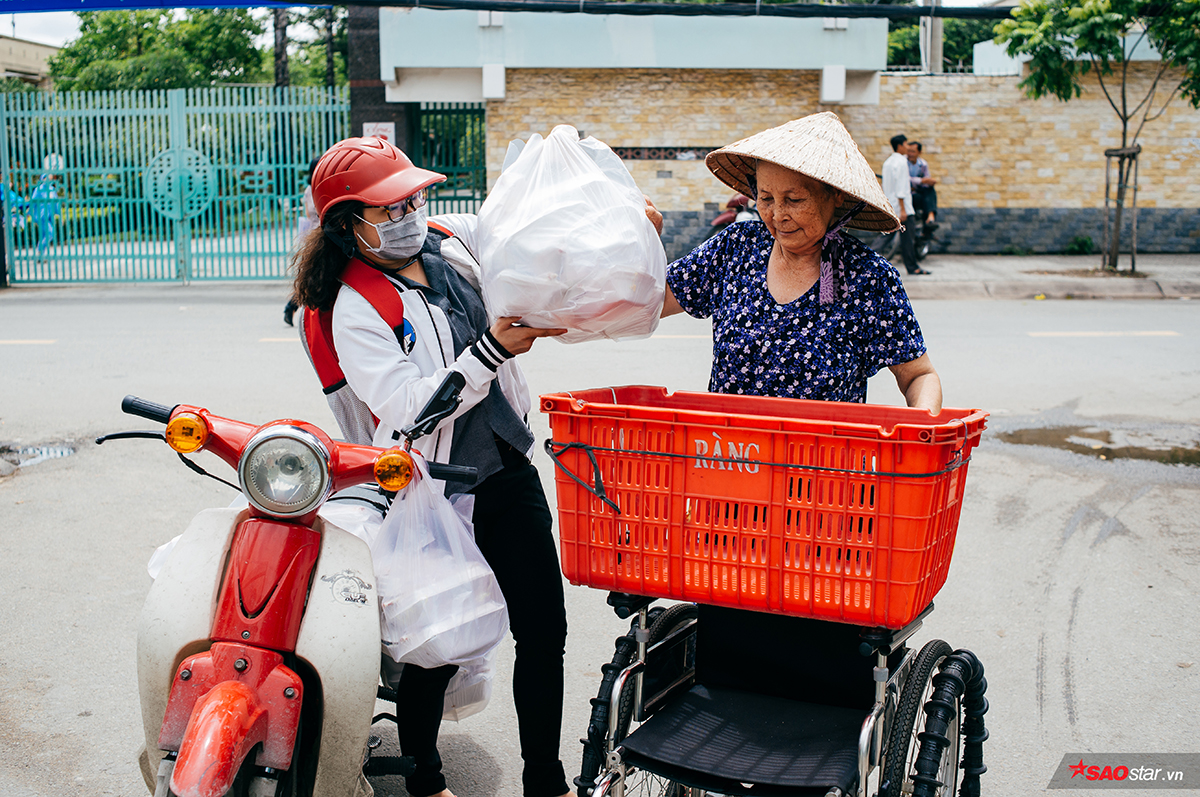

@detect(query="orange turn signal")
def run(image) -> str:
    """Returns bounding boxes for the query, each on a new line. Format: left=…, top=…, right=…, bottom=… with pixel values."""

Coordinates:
left=165, top=412, right=209, bottom=453
left=374, top=450, right=415, bottom=491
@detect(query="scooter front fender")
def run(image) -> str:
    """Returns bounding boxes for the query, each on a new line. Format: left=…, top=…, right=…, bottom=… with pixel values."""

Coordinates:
left=169, top=680, right=266, bottom=797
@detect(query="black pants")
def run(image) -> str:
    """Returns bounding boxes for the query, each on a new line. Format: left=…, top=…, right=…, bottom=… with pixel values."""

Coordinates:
left=912, top=185, right=938, bottom=222
left=394, top=447, right=569, bottom=797
left=873, top=223, right=920, bottom=274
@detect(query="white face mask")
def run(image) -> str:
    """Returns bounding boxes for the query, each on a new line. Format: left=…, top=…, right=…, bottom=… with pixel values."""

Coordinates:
left=355, top=207, right=428, bottom=261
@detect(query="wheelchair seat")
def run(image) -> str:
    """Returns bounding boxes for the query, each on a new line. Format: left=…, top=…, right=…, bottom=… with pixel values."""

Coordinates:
left=620, top=683, right=865, bottom=796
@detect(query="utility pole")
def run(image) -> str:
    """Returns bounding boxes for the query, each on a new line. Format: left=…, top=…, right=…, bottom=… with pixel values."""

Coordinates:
left=920, top=0, right=944, bottom=73
left=930, top=0, right=943, bottom=73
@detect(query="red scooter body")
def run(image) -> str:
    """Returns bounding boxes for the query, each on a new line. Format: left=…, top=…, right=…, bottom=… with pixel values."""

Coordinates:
left=121, top=403, right=410, bottom=797
left=110, top=379, right=469, bottom=797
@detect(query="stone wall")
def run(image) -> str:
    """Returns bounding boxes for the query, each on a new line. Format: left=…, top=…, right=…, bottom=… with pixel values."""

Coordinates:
left=485, top=65, right=1200, bottom=253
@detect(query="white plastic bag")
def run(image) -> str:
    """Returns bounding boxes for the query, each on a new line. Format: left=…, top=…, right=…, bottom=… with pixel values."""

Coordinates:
left=477, top=124, right=667, bottom=344
left=372, top=454, right=509, bottom=668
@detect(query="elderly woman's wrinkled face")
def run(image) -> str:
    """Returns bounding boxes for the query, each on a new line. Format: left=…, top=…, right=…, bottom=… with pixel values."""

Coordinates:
left=755, top=162, right=842, bottom=259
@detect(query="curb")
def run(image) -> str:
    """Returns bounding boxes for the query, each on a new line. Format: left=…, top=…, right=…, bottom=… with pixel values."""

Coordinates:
left=903, top=279, right=1200, bottom=301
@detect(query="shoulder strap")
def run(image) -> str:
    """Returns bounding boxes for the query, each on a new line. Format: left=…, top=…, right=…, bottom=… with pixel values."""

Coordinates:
left=302, top=258, right=408, bottom=394
left=302, top=306, right=346, bottom=395
left=427, top=220, right=454, bottom=239
left=340, top=258, right=407, bottom=341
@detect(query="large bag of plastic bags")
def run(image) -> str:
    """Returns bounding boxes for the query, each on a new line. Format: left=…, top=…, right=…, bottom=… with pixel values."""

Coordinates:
left=370, top=453, right=509, bottom=670
left=477, top=124, right=667, bottom=344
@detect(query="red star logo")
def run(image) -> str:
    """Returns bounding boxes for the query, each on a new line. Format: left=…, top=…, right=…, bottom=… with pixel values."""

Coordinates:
left=1069, top=759, right=1087, bottom=778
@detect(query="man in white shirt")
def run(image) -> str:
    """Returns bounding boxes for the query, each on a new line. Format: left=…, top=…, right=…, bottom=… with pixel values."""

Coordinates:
left=877, top=133, right=927, bottom=275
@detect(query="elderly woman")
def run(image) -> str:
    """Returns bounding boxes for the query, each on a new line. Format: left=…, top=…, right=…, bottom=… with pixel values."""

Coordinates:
left=662, top=112, right=942, bottom=412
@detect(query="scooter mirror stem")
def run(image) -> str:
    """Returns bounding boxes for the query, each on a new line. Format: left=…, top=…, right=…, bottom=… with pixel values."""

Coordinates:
left=399, top=372, right=467, bottom=444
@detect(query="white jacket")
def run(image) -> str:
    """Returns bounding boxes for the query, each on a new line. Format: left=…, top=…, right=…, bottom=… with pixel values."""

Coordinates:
left=881, top=152, right=913, bottom=218
left=330, top=214, right=533, bottom=464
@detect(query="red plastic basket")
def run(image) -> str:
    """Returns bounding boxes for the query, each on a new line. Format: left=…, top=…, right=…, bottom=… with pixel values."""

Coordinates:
left=540, top=386, right=988, bottom=629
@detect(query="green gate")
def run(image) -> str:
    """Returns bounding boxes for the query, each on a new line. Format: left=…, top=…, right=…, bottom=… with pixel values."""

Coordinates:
left=0, top=87, right=349, bottom=283
left=413, top=102, right=486, bottom=216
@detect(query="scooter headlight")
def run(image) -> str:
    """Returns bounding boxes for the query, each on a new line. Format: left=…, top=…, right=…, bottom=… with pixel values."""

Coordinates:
left=237, top=427, right=330, bottom=518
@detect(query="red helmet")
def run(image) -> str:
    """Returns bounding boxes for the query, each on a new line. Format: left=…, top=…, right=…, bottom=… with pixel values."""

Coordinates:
left=311, top=137, right=446, bottom=223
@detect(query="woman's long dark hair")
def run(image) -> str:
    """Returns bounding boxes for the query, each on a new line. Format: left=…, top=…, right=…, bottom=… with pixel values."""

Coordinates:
left=291, top=200, right=364, bottom=312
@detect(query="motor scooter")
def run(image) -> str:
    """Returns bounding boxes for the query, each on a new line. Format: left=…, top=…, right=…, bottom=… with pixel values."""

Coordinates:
left=704, top=194, right=756, bottom=239
left=97, top=374, right=475, bottom=797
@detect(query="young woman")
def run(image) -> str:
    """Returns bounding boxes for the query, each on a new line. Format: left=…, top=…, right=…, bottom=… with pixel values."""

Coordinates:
left=292, top=136, right=572, bottom=797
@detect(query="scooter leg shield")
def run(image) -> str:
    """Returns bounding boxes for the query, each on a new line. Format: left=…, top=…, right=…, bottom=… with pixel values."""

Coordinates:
left=294, top=517, right=381, bottom=797
left=139, top=507, right=247, bottom=790
left=170, top=680, right=268, bottom=797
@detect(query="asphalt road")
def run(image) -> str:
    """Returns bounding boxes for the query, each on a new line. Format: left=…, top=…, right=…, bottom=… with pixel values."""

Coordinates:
left=1, top=283, right=1198, bottom=796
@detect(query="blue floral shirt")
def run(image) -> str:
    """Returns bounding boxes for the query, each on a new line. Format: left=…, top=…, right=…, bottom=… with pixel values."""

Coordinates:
left=667, top=220, right=926, bottom=402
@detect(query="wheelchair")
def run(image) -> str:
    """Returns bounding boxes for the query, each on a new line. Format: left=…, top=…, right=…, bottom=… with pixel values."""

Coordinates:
left=574, top=594, right=988, bottom=797
left=539, top=386, right=991, bottom=797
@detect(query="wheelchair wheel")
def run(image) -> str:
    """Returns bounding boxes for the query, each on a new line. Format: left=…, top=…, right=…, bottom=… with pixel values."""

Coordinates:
left=880, top=639, right=960, bottom=797
left=578, top=603, right=698, bottom=797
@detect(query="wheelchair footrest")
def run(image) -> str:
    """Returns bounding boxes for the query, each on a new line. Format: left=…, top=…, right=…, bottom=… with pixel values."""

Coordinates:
left=620, top=684, right=866, bottom=795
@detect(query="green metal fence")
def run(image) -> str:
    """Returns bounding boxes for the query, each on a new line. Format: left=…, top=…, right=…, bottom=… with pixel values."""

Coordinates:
left=0, top=87, right=349, bottom=283
left=414, top=102, right=487, bottom=216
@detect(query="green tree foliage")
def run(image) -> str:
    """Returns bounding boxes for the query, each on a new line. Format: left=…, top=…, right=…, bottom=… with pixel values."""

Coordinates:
left=0, top=78, right=41, bottom=93
left=889, top=18, right=1002, bottom=69
left=996, top=0, right=1200, bottom=140
left=48, top=10, right=266, bottom=90
left=290, top=7, right=350, bottom=88
left=995, top=0, right=1200, bottom=269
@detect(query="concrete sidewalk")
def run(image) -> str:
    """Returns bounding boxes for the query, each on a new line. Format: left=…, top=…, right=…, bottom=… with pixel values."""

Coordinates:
left=2, top=253, right=1198, bottom=301
left=895, top=252, right=1200, bottom=300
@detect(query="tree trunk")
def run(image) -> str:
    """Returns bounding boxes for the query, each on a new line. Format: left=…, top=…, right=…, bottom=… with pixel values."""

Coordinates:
left=1106, top=159, right=1126, bottom=270
left=1103, top=148, right=1140, bottom=271
left=325, top=8, right=336, bottom=88
left=274, top=9, right=290, bottom=88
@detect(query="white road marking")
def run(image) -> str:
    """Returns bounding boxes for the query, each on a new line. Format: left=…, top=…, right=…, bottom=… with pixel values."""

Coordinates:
left=1028, top=331, right=1180, bottom=337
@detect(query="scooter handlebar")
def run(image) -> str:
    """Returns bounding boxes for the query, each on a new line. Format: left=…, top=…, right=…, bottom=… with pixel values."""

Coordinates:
left=426, top=463, right=479, bottom=483
left=121, top=395, right=175, bottom=425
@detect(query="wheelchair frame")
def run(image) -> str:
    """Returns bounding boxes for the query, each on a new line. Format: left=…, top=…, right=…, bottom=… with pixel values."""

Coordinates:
left=584, top=598, right=984, bottom=797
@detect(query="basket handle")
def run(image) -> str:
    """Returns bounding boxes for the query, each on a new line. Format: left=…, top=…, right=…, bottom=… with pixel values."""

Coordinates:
left=544, top=440, right=621, bottom=515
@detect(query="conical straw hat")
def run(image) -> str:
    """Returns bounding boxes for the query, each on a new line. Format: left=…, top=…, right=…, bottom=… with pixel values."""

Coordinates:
left=705, top=112, right=900, bottom=233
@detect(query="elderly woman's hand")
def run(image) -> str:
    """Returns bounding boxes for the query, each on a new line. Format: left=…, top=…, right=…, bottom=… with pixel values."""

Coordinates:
left=643, top=195, right=664, bottom=237
left=889, top=354, right=942, bottom=413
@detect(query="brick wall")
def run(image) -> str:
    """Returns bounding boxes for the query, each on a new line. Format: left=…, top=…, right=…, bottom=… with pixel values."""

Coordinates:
left=485, top=65, right=1200, bottom=253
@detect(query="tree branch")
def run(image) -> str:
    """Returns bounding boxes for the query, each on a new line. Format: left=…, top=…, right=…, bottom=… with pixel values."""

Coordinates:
left=1127, top=57, right=1169, bottom=120
left=1135, top=75, right=1185, bottom=142
left=1091, top=54, right=1125, bottom=122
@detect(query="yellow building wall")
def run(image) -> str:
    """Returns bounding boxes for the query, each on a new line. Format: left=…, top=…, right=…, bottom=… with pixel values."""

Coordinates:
left=486, top=64, right=1200, bottom=214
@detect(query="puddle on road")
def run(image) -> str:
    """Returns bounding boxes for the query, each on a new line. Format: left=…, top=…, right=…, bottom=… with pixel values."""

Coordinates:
left=0, top=443, right=78, bottom=468
left=997, top=425, right=1200, bottom=466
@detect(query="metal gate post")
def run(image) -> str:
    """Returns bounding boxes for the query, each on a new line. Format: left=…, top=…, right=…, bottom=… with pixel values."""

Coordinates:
left=0, top=94, right=11, bottom=288
left=168, top=90, right=191, bottom=284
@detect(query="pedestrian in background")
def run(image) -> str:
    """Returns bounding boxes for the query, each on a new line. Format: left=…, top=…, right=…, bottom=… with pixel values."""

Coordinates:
left=907, top=141, right=938, bottom=231
left=29, top=173, right=60, bottom=260
left=284, top=157, right=322, bottom=326
left=875, top=134, right=928, bottom=275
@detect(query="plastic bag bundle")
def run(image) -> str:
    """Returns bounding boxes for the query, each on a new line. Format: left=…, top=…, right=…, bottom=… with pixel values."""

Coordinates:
left=477, top=125, right=667, bottom=344
left=371, top=454, right=509, bottom=669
